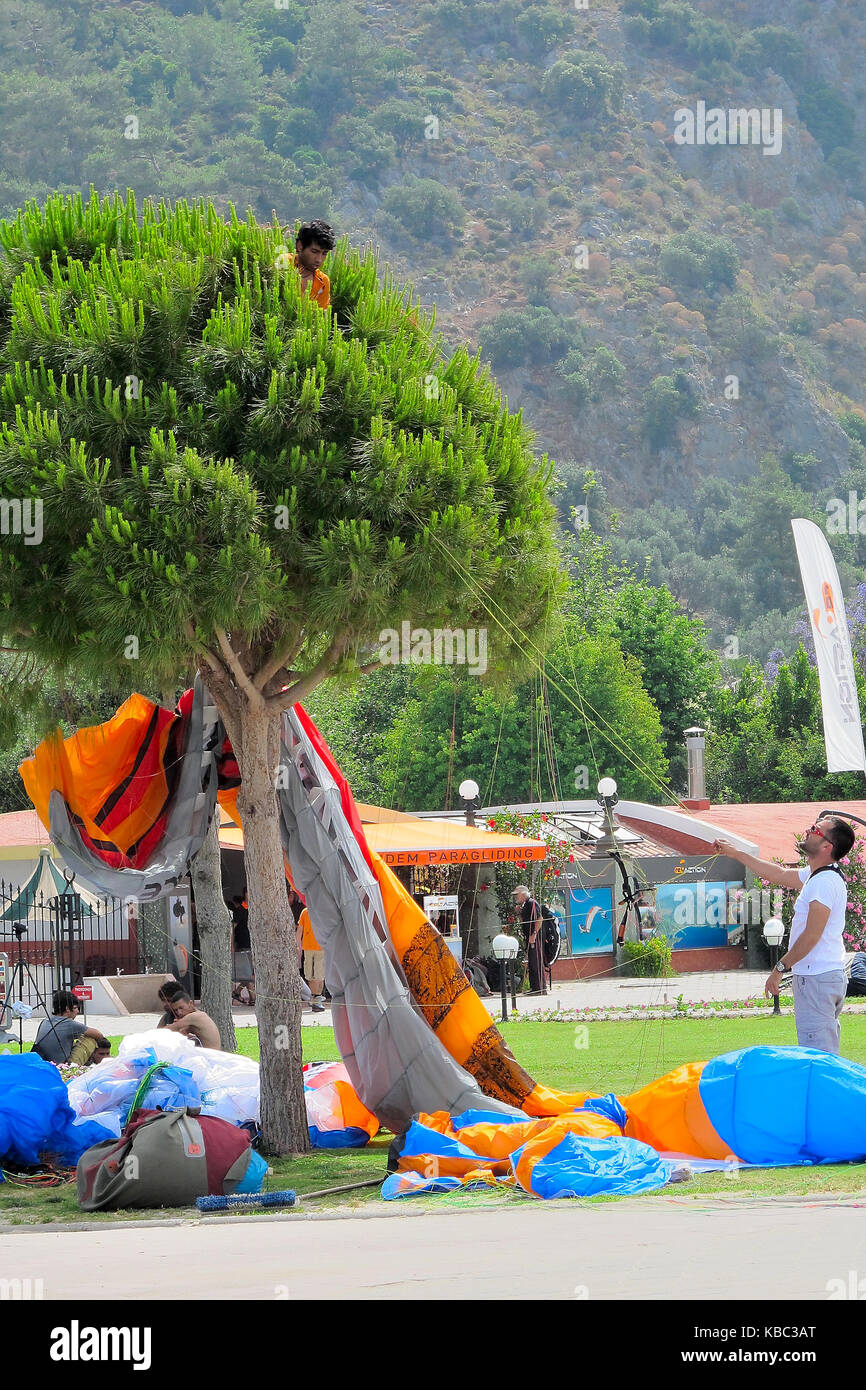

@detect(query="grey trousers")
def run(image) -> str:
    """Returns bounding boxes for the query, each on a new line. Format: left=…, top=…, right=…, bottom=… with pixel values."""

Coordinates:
left=792, top=970, right=846, bottom=1054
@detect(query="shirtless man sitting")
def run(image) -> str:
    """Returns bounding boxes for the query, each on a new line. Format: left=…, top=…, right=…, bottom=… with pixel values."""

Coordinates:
left=161, top=992, right=222, bottom=1050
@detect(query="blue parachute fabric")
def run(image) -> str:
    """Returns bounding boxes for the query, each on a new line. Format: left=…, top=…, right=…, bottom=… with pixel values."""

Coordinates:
left=0, top=1053, right=115, bottom=1166
left=233, top=1148, right=268, bottom=1194
left=398, top=1118, right=485, bottom=1166
left=699, top=1046, right=866, bottom=1165
left=514, top=1132, right=672, bottom=1199
left=382, top=1171, right=465, bottom=1200
left=578, top=1093, right=628, bottom=1131
left=449, top=1108, right=527, bottom=1129
left=309, top=1125, right=374, bottom=1150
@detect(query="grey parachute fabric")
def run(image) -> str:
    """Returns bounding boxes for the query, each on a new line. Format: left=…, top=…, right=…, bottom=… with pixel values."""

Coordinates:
left=47, top=676, right=221, bottom=903
left=277, top=707, right=522, bottom=1131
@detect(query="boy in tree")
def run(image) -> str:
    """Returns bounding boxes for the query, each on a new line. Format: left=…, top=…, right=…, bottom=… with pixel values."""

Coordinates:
left=288, top=219, right=336, bottom=309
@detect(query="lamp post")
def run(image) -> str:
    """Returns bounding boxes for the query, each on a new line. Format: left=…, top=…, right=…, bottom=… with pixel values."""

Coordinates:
left=458, top=778, right=480, bottom=827
left=593, top=776, right=620, bottom=856
left=492, top=932, right=519, bottom=1023
left=763, top=916, right=785, bottom=1016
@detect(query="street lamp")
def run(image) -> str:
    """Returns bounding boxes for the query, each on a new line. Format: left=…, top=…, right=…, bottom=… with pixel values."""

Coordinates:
left=597, top=776, right=618, bottom=806
left=492, top=931, right=519, bottom=1022
left=593, top=777, right=620, bottom=857
left=459, top=778, right=480, bottom=827
left=763, top=916, right=785, bottom=1016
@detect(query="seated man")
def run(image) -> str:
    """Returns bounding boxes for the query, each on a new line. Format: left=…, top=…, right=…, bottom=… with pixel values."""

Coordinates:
left=156, top=979, right=185, bottom=1026
left=161, top=992, right=222, bottom=1050
left=33, top=989, right=111, bottom=1067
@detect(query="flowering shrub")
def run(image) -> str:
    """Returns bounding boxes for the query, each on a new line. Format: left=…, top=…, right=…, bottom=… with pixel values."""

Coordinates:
left=486, top=809, right=574, bottom=930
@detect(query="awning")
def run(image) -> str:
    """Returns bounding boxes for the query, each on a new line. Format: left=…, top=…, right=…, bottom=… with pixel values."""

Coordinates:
left=218, top=805, right=546, bottom=866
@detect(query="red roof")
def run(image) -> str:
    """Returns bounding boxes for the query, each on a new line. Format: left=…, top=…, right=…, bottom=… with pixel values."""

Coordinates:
left=680, top=801, right=866, bottom=864
left=0, top=809, right=52, bottom=851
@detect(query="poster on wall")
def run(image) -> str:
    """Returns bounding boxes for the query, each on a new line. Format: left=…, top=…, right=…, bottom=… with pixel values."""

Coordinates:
left=568, top=887, right=614, bottom=956
left=168, top=887, right=193, bottom=993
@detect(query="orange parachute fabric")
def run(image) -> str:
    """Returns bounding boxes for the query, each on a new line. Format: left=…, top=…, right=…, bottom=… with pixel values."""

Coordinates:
left=622, top=1061, right=730, bottom=1160
left=21, top=688, right=590, bottom=1118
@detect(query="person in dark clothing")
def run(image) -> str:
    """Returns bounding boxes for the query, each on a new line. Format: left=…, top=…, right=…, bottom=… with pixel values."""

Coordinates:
left=512, top=884, right=544, bottom=993
left=33, top=990, right=110, bottom=1066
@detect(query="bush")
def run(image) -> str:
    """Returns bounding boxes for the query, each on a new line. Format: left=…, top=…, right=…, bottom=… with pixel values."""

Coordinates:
left=492, top=191, right=546, bottom=235
left=712, top=293, right=777, bottom=362
left=517, top=256, right=556, bottom=304
left=798, top=81, right=856, bottom=156
left=514, top=3, right=572, bottom=58
left=621, top=936, right=675, bottom=977
left=642, top=369, right=699, bottom=450
left=379, top=177, right=465, bottom=241
left=332, top=117, right=396, bottom=182
left=541, top=52, right=626, bottom=120
left=840, top=412, right=866, bottom=448
left=659, top=229, right=739, bottom=293
left=273, top=108, right=319, bottom=156
left=480, top=307, right=572, bottom=368
left=592, top=346, right=626, bottom=394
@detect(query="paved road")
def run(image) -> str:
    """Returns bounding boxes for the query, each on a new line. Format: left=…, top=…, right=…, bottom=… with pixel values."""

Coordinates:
left=3, top=1199, right=862, bottom=1300
left=12, top=970, right=812, bottom=1044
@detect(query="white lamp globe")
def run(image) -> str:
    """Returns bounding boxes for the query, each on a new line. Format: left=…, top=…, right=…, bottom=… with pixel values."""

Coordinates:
left=459, top=778, right=480, bottom=801
left=597, top=776, right=618, bottom=798
left=763, top=917, right=785, bottom=946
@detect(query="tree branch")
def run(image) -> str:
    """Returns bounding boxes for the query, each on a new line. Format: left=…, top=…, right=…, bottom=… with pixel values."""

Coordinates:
left=215, top=627, right=264, bottom=709
left=254, top=628, right=306, bottom=693
left=265, top=632, right=350, bottom=713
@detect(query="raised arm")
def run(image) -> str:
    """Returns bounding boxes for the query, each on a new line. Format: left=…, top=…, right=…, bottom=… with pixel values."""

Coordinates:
left=712, top=839, right=802, bottom=891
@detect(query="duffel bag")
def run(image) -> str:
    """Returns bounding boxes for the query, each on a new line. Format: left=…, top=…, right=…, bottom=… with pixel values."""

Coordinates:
left=77, top=1106, right=255, bottom=1211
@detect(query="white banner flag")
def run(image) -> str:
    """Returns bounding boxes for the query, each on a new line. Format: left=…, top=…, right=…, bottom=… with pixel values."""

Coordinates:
left=791, top=517, right=866, bottom=773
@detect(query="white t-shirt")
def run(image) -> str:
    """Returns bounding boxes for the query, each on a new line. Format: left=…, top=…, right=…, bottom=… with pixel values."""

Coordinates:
left=787, top=866, right=847, bottom=974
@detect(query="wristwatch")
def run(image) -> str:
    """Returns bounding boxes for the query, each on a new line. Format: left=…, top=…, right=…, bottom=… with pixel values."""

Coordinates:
left=774, top=959, right=787, bottom=974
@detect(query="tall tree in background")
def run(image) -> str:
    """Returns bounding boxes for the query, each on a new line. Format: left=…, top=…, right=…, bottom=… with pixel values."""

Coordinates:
left=0, top=191, right=563, bottom=1153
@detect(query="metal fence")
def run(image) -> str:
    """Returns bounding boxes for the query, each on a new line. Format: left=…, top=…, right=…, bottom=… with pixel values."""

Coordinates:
left=0, top=879, right=139, bottom=1016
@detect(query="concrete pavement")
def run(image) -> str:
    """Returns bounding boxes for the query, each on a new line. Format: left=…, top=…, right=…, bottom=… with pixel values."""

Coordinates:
left=3, top=1198, right=863, bottom=1299
left=7, top=970, right=791, bottom=1043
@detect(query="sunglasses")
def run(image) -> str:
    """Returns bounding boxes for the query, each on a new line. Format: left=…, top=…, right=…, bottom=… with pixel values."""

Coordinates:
left=805, top=823, right=831, bottom=843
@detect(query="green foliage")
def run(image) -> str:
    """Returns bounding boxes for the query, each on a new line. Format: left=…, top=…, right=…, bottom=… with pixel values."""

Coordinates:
left=378, top=177, right=465, bottom=242
left=0, top=190, right=563, bottom=699
left=492, top=192, right=546, bottom=237
left=659, top=230, right=739, bottom=295
left=840, top=412, right=866, bottom=448
left=711, top=292, right=777, bottom=362
left=479, top=308, right=571, bottom=369
left=516, top=257, right=556, bottom=305
left=642, top=370, right=699, bottom=450
left=601, top=579, right=719, bottom=763
left=541, top=53, right=626, bottom=120
left=737, top=26, right=807, bottom=84
left=797, top=80, right=856, bottom=156
left=622, top=936, right=674, bottom=977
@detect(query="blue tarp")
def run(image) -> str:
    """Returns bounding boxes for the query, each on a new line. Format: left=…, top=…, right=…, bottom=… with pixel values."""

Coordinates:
left=0, top=1053, right=114, bottom=1167
left=699, top=1046, right=866, bottom=1165
left=512, top=1132, right=672, bottom=1199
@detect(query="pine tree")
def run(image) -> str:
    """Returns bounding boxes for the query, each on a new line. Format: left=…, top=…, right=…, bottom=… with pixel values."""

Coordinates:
left=0, top=190, right=563, bottom=1153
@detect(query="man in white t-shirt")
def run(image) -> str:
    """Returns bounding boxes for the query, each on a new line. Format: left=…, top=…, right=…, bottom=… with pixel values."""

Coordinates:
left=714, top=814, right=855, bottom=1054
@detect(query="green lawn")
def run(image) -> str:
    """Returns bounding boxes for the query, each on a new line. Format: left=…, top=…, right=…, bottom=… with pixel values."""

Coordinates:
left=3, top=1015, right=866, bottom=1224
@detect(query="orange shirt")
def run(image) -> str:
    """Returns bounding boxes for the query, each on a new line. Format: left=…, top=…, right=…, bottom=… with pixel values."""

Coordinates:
left=296, top=264, right=330, bottom=309
left=299, top=908, right=321, bottom=951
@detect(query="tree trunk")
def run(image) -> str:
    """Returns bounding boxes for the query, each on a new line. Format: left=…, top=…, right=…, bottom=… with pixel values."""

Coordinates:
left=236, top=702, right=308, bottom=1156
left=190, top=807, right=236, bottom=1052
